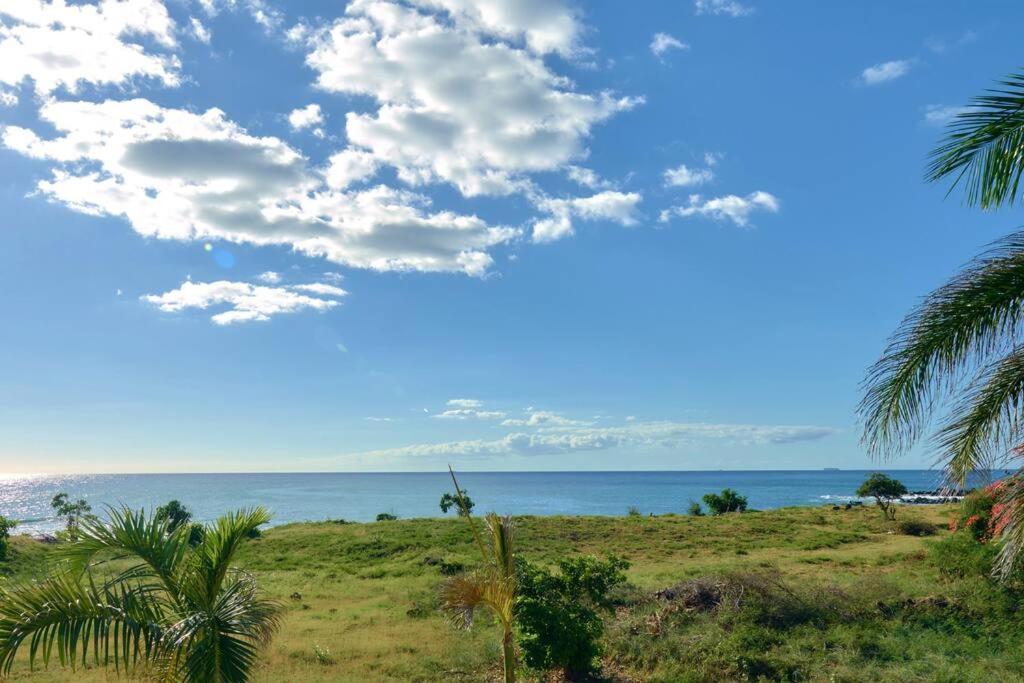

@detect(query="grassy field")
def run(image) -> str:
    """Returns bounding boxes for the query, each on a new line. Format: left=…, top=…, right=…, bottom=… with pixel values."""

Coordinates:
left=2, top=504, right=1021, bottom=682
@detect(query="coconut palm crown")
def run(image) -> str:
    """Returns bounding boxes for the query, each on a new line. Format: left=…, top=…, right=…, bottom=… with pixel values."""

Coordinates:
left=861, top=68, right=1024, bottom=577
left=0, top=506, right=280, bottom=682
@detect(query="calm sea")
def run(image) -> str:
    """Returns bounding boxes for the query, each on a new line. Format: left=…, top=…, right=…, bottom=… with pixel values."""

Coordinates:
left=0, top=470, right=985, bottom=535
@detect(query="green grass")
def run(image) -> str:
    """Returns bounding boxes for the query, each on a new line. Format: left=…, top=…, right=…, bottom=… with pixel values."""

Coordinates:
left=2, top=504, right=1021, bottom=681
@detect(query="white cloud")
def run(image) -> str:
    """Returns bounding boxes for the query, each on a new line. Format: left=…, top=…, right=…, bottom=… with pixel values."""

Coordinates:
left=406, top=0, right=582, bottom=57
left=303, top=1, right=641, bottom=197
left=660, top=191, right=779, bottom=227
left=0, top=88, right=15, bottom=106
left=694, top=0, right=754, bottom=17
left=501, top=408, right=589, bottom=428
left=142, top=278, right=347, bottom=325
left=2, top=98, right=518, bottom=276
left=288, top=103, right=323, bottom=131
left=533, top=191, right=642, bottom=243
left=860, top=59, right=911, bottom=86
left=325, top=149, right=380, bottom=190
left=0, top=0, right=180, bottom=95
left=433, top=398, right=505, bottom=420
left=565, top=165, right=614, bottom=190
left=359, top=420, right=836, bottom=458
left=664, top=163, right=714, bottom=188
left=189, top=16, right=211, bottom=44
left=923, top=104, right=971, bottom=126
left=257, top=271, right=281, bottom=284
left=650, top=32, right=688, bottom=58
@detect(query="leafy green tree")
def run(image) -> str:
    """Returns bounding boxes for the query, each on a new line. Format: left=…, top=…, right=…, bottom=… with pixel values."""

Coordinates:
left=0, top=507, right=280, bottom=682
left=439, top=469, right=516, bottom=683
left=440, top=489, right=475, bottom=516
left=702, top=489, right=748, bottom=515
left=0, top=517, right=16, bottom=561
left=687, top=501, right=704, bottom=516
left=50, top=493, right=93, bottom=539
left=155, top=499, right=192, bottom=532
left=856, top=473, right=908, bottom=520
left=515, top=555, right=628, bottom=680
left=375, top=512, right=398, bottom=521
left=860, top=68, right=1024, bottom=576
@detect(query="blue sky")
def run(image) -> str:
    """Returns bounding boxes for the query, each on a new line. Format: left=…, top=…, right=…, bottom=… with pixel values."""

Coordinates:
left=0, top=0, right=1021, bottom=473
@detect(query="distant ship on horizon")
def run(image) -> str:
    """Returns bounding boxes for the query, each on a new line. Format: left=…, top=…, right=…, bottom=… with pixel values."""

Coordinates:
left=822, top=467, right=841, bottom=471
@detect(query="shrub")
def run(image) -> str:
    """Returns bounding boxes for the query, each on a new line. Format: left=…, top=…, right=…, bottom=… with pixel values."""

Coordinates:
left=627, top=506, right=641, bottom=517
left=50, top=493, right=94, bottom=539
left=154, top=499, right=192, bottom=532
left=687, top=500, right=704, bottom=516
left=516, top=555, right=629, bottom=679
left=930, top=530, right=999, bottom=579
left=376, top=512, right=398, bottom=521
left=439, top=489, right=475, bottom=516
left=185, top=522, right=206, bottom=547
left=897, top=519, right=937, bottom=536
left=703, top=489, right=748, bottom=515
left=0, top=516, right=16, bottom=560
left=856, top=473, right=907, bottom=520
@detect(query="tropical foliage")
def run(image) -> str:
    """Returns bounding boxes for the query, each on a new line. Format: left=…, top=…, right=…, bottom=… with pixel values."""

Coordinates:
left=856, top=473, right=908, bottom=520
left=0, top=516, right=15, bottom=561
left=516, top=555, right=628, bottom=679
left=860, top=68, right=1024, bottom=577
left=0, top=506, right=280, bottom=682
left=438, top=470, right=517, bottom=683
left=439, top=489, right=475, bottom=516
left=702, top=489, right=748, bottom=515
left=50, top=492, right=94, bottom=539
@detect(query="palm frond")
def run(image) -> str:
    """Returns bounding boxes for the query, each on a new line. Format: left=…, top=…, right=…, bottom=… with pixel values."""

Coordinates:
left=934, top=346, right=1024, bottom=484
left=60, top=507, right=192, bottom=599
left=440, top=568, right=516, bottom=630
left=860, top=232, right=1024, bottom=458
left=0, top=571, right=164, bottom=675
left=191, top=508, right=271, bottom=607
left=927, top=70, right=1024, bottom=208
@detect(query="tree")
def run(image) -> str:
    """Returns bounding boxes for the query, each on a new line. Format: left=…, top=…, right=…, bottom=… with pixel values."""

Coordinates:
left=440, top=489, right=475, bottom=516
left=860, top=68, right=1024, bottom=577
left=687, top=501, right=704, bottom=516
left=155, top=499, right=192, bottom=532
left=702, top=489, right=748, bottom=515
left=50, top=493, right=93, bottom=539
left=0, top=506, right=280, bottom=682
left=439, top=468, right=516, bottom=683
left=515, top=555, right=628, bottom=680
left=856, top=473, right=907, bottom=520
left=375, top=512, right=398, bottom=521
left=0, top=517, right=16, bottom=561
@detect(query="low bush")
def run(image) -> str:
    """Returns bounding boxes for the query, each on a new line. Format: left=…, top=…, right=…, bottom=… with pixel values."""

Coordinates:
left=687, top=500, right=704, bottom=516
left=897, top=519, right=937, bottom=536
left=516, top=555, right=629, bottom=679
left=376, top=512, right=398, bottom=521
left=703, top=489, right=748, bottom=515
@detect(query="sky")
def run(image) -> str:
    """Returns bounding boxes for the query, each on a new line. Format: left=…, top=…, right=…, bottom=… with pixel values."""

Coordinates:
left=0, top=0, right=1022, bottom=474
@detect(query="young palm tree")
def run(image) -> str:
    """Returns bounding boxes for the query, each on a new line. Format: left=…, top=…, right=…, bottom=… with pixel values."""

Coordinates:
left=0, top=506, right=280, bottom=681
left=439, top=468, right=517, bottom=683
left=862, top=69, right=1024, bottom=577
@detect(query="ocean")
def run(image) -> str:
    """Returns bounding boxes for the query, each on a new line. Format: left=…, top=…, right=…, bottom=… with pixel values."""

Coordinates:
left=0, top=469, right=986, bottom=535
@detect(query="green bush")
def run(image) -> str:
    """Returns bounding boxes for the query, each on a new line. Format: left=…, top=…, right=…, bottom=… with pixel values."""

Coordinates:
left=439, top=489, right=474, bottom=516
left=896, top=519, right=937, bottom=536
left=516, top=555, right=629, bottom=679
left=0, top=516, right=16, bottom=560
left=929, top=531, right=998, bottom=579
left=687, top=500, right=704, bottom=516
left=627, top=506, right=641, bottom=517
left=155, top=499, right=192, bottom=532
left=376, top=512, right=398, bottom=521
left=703, top=489, right=748, bottom=515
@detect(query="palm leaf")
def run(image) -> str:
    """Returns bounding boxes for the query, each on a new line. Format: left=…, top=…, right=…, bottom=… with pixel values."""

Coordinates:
left=860, top=232, right=1024, bottom=459
left=927, top=70, right=1024, bottom=208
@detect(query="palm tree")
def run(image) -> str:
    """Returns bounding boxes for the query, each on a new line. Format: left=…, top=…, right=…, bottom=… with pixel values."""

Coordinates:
left=861, top=69, right=1024, bottom=577
left=439, top=468, right=517, bottom=683
left=0, top=506, right=280, bottom=681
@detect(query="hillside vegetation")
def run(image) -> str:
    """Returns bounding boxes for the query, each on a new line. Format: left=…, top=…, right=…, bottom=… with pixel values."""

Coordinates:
left=2, top=504, right=1021, bottom=682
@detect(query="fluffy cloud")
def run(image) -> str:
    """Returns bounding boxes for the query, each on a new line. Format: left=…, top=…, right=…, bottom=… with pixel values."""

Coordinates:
left=189, top=16, right=211, bottom=44
left=432, top=398, right=506, bottom=420
left=2, top=98, right=517, bottom=276
left=565, top=166, right=615, bottom=190
left=694, top=0, right=753, bottom=17
left=0, top=0, right=180, bottom=94
left=0, top=88, right=15, bottom=106
left=406, top=0, right=582, bottom=56
left=142, top=278, right=347, bottom=325
left=303, top=0, right=641, bottom=197
left=501, top=408, right=590, bottom=428
left=532, top=191, right=642, bottom=243
left=360, top=420, right=836, bottom=458
left=256, top=271, right=282, bottom=284
left=659, top=191, right=779, bottom=227
left=664, top=163, right=714, bottom=188
left=860, top=59, right=911, bottom=86
left=287, top=103, right=323, bottom=131
left=650, top=32, right=688, bottom=58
